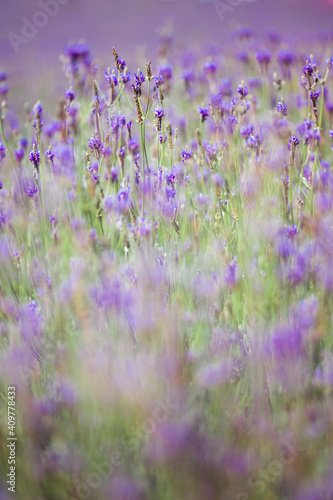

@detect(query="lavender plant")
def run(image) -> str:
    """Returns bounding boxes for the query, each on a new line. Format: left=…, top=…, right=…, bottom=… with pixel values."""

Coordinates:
left=0, top=29, right=333, bottom=500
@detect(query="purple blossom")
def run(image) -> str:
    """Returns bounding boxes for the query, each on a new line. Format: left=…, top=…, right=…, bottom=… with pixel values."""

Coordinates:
left=240, top=124, right=254, bottom=138
left=0, top=71, right=8, bottom=81
left=19, top=137, right=28, bottom=149
left=154, top=107, right=164, bottom=119
left=198, top=106, right=209, bottom=122
left=237, top=84, right=249, bottom=98
left=182, top=69, right=195, bottom=83
left=65, top=42, right=90, bottom=61
left=303, top=62, right=314, bottom=76
left=0, top=84, right=9, bottom=96
left=121, top=70, right=131, bottom=84
left=0, top=143, right=6, bottom=161
left=277, top=49, right=295, bottom=66
left=26, top=183, right=38, bottom=198
left=45, top=149, right=55, bottom=163
left=310, top=90, right=320, bottom=101
left=65, top=88, right=76, bottom=103
left=110, top=166, right=118, bottom=183
left=181, top=150, right=192, bottom=161
left=277, top=101, right=288, bottom=116
left=237, top=51, right=249, bottom=63
left=220, top=79, right=232, bottom=97
left=158, top=63, right=173, bottom=81
left=203, top=60, right=217, bottom=75
left=256, top=50, right=271, bottom=65
left=134, top=71, right=145, bottom=86
left=29, top=148, right=40, bottom=167
left=288, top=135, right=300, bottom=149
left=225, top=257, right=237, bottom=288
left=128, top=138, right=140, bottom=159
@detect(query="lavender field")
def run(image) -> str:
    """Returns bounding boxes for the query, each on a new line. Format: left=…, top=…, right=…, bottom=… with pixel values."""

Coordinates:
left=1, top=1, right=333, bottom=500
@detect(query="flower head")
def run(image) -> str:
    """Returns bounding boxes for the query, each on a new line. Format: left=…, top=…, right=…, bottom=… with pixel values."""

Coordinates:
left=121, top=70, right=131, bottom=84
left=198, top=106, right=209, bottom=122
left=158, top=63, right=173, bottom=82
left=0, top=84, right=9, bottom=96
left=26, top=182, right=38, bottom=198
left=277, top=49, right=295, bottom=67
left=65, top=88, right=76, bottom=103
left=277, top=100, right=288, bottom=116
left=309, top=90, right=320, bottom=101
left=19, top=137, right=28, bottom=150
left=237, top=83, right=249, bottom=98
left=288, top=135, right=300, bottom=150
left=65, top=42, right=90, bottom=61
left=14, top=147, right=24, bottom=163
left=203, top=60, right=217, bottom=75
left=303, top=62, right=313, bottom=77
left=256, top=50, right=271, bottom=66
left=29, top=148, right=40, bottom=171
left=181, top=149, right=192, bottom=161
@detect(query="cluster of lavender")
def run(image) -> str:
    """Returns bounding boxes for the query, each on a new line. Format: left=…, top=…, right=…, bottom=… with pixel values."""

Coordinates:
left=1, top=27, right=333, bottom=500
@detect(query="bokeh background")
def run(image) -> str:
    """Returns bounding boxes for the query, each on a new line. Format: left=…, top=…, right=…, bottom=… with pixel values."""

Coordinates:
left=0, top=0, right=333, bottom=111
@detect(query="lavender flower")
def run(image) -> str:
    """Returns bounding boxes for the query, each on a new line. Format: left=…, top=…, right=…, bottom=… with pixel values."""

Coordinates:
left=277, top=49, right=295, bottom=78
left=26, top=183, right=38, bottom=198
left=0, top=143, right=6, bottom=161
left=277, top=100, right=288, bottom=116
left=309, top=90, right=320, bottom=101
left=181, top=149, right=192, bottom=161
left=19, top=137, right=28, bottom=150
left=29, top=147, right=40, bottom=168
left=121, top=70, right=131, bottom=84
left=203, top=60, right=217, bottom=75
left=0, top=84, right=9, bottom=96
left=256, top=50, right=271, bottom=68
left=288, top=135, right=300, bottom=149
left=65, top=42, right=90, bottom=62
left=158, top=63, right=173, bottom=82
left=237, top=83, right=249, bottom=98
left=14, top=147, right=24, bottom=163
left=65, top=88, right=76, bottom=103
left=303, top=62, right=314, bottom=77
left=198, top=106, right=209, bottom=122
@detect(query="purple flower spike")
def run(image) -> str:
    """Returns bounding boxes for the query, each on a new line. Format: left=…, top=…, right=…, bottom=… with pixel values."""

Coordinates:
left=198, top=106, right=209, bottom=122
left=277, top=101, right=288, bottom=116
left=0, top=143, right=6, bottom=161
left=14, top=147, right=24, bottom=163
left=154, top=107, right=165, bottom=119
left=26, top=183, right=38, bottom=198
left=65, top=88, right=76, bottom=103
left=288, top=136, right=300, bottom=150
left=65, top=42, right=90, bottom=61
left=237, top=84, right=249, bottom=98
left=256, top=50, right=271, bottom=65
left=303, top=62, right=313, bottom=76
left=29, top=148, right=40, bottom=167
left=203, top=60, right=217, bottom=75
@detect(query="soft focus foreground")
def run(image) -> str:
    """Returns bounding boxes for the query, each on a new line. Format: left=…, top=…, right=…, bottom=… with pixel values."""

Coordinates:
left=0, top=27, right=333, bottom=500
